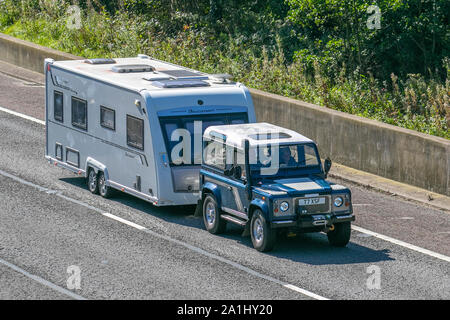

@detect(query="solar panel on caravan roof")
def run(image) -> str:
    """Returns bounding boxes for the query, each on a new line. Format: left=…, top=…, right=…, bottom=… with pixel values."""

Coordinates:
left=160, top=69, right=204, bottom=78
left=151, top=79, right=210, bottom=88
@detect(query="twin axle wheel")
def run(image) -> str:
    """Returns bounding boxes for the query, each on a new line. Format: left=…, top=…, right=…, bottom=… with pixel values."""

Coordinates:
left=87, top=168, right=113, bottom=198
left=202, top=194, right=351, bottom=252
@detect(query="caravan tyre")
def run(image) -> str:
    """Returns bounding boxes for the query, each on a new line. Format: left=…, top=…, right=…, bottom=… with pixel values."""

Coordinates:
left=98, top=172, right=113, bottom=198
left=87, top=168, right=99, bottom=194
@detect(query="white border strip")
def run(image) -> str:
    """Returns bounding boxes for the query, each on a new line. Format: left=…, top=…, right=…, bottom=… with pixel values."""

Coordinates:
left=352, top=225, right=450, bottom=263
left=0, top=106, right=45, bottom=125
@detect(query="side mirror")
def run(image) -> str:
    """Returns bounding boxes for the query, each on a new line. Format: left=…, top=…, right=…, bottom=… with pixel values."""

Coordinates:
left=324, top=157, right=332, bottom=177
left=224, top=166, right=235, bottom=177
left=233, top=166, right=242, bottom=180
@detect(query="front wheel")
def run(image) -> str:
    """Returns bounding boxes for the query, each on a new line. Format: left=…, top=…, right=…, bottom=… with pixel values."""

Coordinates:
left=250, top=210, right=276, bottom=252
left=98, top=172, right=114, bottom=198
left=327, top=222, right=351, bottom=247
left=203, top=194, right=226, bottom=234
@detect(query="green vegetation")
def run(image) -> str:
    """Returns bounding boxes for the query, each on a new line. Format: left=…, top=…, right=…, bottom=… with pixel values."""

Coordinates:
left=1, top=0, right=448, bottom=138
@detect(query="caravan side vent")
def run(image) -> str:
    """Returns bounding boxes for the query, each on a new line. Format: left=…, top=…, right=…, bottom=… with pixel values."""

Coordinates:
left=84, top=58, right=116, bottom=65
left=112, top=64, right=155, bottom=73
left=151, top=79, right=210, bottom=88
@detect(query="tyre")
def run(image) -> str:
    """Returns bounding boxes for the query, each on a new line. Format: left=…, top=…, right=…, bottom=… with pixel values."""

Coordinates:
left=250, top=210, right=276, bottom=252
left=87, top=168, right=99, bottom=194
left=327, top=222, right=351, bottom=247
left=98, top=171, right=113, bottom=198
left=203, top=194, right=226, bottom=234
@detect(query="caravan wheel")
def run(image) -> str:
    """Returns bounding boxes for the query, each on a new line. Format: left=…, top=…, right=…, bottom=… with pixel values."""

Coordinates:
left=87, top=168, right=99, bottom=194
left=98, top=172, right=113, bottom=198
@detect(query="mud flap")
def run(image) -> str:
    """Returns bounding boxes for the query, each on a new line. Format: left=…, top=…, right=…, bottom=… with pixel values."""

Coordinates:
left=194, top=200, right=203, bottom=217
left=241, top=221, right=250, bottom=237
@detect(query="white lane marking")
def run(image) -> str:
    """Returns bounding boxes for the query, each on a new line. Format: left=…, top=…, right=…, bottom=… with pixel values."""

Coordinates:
left=0, top=106, right=45, bottom=125
left=0, top=257, right=86, bottom=300
left=102, top=212, right=147, bottom=230
left=0, top=169, right=327, bottom=300
left=352, top=225, right=450, bottom=263
left=283, top=284, right=329, bottom=300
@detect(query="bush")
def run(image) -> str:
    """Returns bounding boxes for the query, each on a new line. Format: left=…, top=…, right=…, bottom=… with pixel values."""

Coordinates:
left=0, top=0, right=448, bottom=138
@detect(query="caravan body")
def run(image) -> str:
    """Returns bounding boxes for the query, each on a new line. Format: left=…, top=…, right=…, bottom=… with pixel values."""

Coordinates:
left=44, top=56, right=255, bottom=206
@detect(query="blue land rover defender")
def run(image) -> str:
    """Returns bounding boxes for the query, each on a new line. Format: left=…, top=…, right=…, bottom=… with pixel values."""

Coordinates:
left=199, top=123, right=355, bottom=252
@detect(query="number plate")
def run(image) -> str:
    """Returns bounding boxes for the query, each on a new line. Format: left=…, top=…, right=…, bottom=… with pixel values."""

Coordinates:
left=298, top=197, right=325, bottom=206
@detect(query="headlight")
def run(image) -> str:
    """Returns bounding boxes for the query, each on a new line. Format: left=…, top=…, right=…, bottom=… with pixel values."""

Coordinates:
left=280, top=201, right=289, bottom=212
left=334, top=196, right=343, bottom=207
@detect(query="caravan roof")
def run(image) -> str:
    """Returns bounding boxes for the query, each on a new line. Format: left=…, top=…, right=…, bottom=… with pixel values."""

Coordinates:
left=51, top=56, right=237, bottom=93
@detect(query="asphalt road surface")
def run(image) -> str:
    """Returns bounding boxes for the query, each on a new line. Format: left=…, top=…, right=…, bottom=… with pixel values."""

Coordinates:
left=0, top=66, right=448, bottom=300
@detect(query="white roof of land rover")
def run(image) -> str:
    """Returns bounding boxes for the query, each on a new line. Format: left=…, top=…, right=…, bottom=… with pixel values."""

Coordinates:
left=50, top=55, right=242, bottom=92
left=204, top=122, right=314, bottom=148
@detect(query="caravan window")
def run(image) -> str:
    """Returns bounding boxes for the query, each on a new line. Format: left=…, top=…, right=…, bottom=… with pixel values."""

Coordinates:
left=127, top=115, right=144, bottom=150
left=100, top=106, right=115, bottom=130
left=54, top=91, right=63, bottom=122
left=71, top=97, right=87, bottom=130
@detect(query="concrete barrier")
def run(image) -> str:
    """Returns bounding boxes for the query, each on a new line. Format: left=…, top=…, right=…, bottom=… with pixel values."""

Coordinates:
left=1, top=32, right=449, bottom=195
left=0, top=33, right=81, bottom=73
left=251, top=89, right=449, bottom=196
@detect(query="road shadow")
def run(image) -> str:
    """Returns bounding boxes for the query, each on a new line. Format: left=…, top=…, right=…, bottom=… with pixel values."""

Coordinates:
left=219, top=225, right=394, bottom=265
left=59, top=176, right=203, bottom=226
left=60, top=176, right=395, bottom=266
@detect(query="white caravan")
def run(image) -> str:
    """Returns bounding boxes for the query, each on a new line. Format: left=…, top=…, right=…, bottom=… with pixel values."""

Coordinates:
left=44, top=56, right=256, bottom=206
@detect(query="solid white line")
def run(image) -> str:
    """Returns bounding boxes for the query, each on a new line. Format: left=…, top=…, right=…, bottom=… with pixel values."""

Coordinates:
left=352, top=225, right=450, bottom=263
left=283, top=284, right=329, bottom=300
left=0, top=106, right=45, bottom=125
left=0, top=257, right=87, bottom=300
left=102, top=212, right=147, bottom=230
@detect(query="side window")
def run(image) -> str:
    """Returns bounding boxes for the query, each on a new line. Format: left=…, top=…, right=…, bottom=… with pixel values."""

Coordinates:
left=54, top=91, right=63, bottom=122
left=235, top=150, right=247, bottom=181
left=203, top=139, right=226, bottom=170
left=71, top=97, right=87, bottom=130
left=100, top=106, right=115, bottom=130
left=127, top=115, right=144, bottom=150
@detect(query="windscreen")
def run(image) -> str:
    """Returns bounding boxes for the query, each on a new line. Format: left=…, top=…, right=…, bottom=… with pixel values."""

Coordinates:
left=159, top=112, right=248, bottom=166
left=250, top=143, right=321, bottom=176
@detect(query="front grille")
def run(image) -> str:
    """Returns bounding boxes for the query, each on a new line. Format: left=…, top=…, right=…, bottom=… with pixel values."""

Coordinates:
left=295, top=196, right=331, bottom=214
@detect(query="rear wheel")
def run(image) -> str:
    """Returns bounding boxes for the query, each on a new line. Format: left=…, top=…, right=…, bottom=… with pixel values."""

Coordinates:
left=327, top=222, right=351, bottom=247
left=87, top=168, right=98, bottom=194
left=203, top=194, right=226, bottom=234
left=250, top=210, right=276, bottom=252
left=98, top=172, right=113, bottom=198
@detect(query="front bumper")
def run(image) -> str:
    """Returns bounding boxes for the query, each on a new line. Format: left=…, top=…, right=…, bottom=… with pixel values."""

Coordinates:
left=271, top=213, right=355, bottom=229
